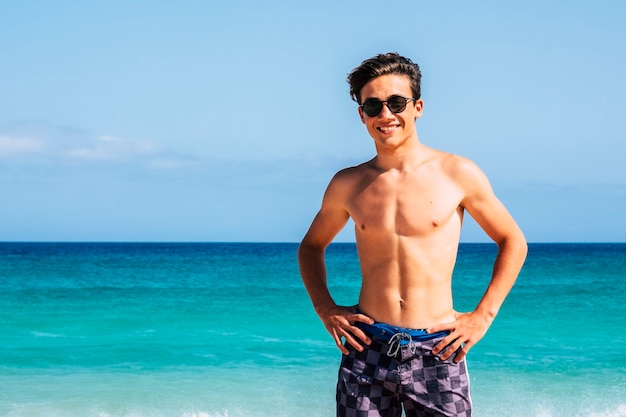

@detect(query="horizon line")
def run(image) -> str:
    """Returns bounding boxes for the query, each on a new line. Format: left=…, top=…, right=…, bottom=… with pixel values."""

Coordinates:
left=1, top=241, right=625, bottom=245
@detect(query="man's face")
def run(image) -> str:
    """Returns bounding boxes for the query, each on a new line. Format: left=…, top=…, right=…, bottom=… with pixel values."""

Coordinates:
left=358, top=74, right=423, bottom=147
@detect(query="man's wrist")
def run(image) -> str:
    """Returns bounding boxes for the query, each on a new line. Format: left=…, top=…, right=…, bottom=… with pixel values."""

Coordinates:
left=474, top=306, right=498, bottom=325
left=314, top=302, right=338, bottom=318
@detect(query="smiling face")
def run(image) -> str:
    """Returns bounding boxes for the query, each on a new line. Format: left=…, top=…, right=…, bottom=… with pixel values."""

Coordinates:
left=358, top=74, right=424, bottom=150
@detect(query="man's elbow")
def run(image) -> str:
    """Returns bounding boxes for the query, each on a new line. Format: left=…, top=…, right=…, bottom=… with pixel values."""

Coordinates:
left=498, top=229, right=528, bottom=260
left=298, top=238, right=325, bottom=261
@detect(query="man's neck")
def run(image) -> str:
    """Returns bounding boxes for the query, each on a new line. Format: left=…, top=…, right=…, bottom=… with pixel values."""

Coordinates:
left=373, top=136, right=429, bottom=172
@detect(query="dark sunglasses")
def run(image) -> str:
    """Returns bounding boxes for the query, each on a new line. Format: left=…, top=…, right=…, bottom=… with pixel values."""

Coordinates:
left=360, top=95, right=417, bottom=117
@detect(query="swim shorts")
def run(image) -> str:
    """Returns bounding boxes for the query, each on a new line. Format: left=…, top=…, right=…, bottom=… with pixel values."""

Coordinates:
left=336, top=321, right=472, bottom=417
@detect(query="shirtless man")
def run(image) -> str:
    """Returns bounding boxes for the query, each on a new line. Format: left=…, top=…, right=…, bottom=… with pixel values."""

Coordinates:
left=298, top=53, right=527, bottom=417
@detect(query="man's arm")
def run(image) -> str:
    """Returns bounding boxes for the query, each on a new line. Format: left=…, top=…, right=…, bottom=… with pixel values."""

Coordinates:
left=429, top=157, right=528, bottom=362
left=298, top=173, right=374, bottom=354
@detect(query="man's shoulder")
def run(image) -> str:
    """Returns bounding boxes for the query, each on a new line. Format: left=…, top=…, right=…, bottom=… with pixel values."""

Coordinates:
left=332, top=158, right=376, bottom=181
left=322, top=159, right=377, bottom=201
left=430, top=149, right=480, bottom=176
left=432, top=151, right=493, bottom=201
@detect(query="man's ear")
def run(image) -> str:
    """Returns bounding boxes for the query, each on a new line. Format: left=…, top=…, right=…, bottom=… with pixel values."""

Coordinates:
left=413, top=99, right=424, bottom=120
left=358, top=107, right=365, bottom=123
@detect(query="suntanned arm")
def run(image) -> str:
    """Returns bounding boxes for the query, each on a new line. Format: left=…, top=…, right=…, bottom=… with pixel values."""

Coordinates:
left=429, top=157, right=528, bottom=362
left=298, top=172, right=374, bottom=354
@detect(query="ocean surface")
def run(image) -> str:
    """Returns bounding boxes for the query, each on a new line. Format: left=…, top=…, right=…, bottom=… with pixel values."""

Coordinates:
left=0, top=242, right=624, bottom=417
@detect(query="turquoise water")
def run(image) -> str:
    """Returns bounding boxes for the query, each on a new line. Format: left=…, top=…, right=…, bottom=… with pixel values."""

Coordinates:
left=0, top=242, right=625, bottom=417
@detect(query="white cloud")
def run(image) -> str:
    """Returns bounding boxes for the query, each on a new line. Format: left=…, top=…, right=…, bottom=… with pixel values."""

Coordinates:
left=0, top=122, right=194, bottom=173
left=66, top=135, right=162, bottom=161
left=0, top=135, right=45, bottom=156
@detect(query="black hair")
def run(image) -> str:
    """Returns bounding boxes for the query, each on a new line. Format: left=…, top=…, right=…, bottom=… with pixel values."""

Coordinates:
left=347, top=52, right=422, bottom=104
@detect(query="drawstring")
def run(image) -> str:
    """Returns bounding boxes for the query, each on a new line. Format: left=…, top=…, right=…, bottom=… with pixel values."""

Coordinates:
left=386, top=332, right=417, bottom=357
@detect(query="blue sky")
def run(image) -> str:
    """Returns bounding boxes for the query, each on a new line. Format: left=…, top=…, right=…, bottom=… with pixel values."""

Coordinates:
left=1, top=1, right=624, bottom=242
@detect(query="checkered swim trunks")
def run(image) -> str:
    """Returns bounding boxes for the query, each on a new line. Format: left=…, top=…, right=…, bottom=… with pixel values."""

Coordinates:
left=336, top=321, right=472, bottom=417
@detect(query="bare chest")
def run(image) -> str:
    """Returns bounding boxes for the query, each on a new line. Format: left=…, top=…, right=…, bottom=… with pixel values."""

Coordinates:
left=348, top=174, right=463, bottom=236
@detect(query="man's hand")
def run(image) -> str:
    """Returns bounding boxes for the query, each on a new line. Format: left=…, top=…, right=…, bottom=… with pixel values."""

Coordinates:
left=319, top=305, right=374, bottom=355
left=427, top=311, right=491, bottom=363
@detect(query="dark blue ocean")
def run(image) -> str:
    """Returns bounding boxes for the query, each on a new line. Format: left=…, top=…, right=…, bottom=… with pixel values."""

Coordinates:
left=0, top=242, right=625, bottom=417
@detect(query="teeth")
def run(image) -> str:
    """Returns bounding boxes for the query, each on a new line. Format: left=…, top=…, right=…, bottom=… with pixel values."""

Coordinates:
left=379, top=126, right=398, bottom=132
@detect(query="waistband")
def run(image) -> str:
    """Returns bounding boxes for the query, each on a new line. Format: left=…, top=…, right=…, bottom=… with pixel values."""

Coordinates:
left=355, top=321, right=449, bottom=344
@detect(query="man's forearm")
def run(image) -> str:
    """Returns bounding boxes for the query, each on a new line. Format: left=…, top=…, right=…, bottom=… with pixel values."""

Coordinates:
left=475, top=234, right=527, bottom=321
left=298, top=242, right=338, bottom=316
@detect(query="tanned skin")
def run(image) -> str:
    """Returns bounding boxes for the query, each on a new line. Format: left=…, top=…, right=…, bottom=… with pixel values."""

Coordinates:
left=298, top=74, right=527, bottom=363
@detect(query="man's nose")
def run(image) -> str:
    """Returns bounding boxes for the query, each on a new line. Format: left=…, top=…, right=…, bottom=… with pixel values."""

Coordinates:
left=378, top=102, right=394, bottom=117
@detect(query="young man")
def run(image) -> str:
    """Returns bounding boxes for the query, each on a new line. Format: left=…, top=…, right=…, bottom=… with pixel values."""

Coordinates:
left=298, top=53, right=527, bottom=417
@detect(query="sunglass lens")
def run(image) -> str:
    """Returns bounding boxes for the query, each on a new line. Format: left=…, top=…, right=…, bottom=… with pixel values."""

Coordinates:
left=362, top=100, right=383, bottom=117
left=387, top=97, right=407, bottom=113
